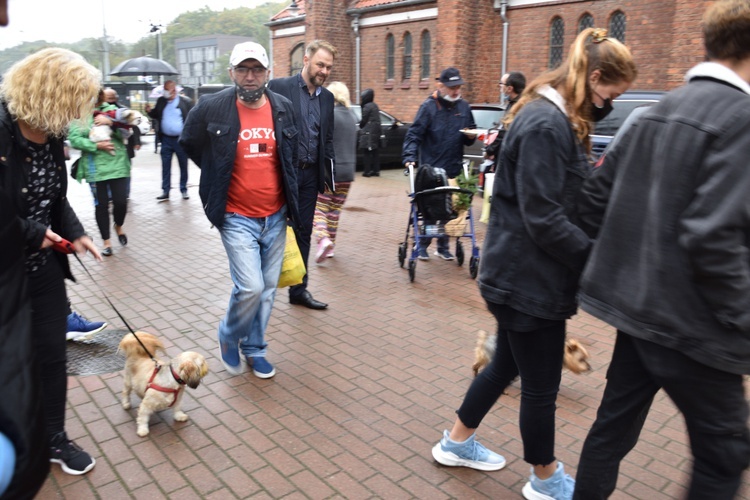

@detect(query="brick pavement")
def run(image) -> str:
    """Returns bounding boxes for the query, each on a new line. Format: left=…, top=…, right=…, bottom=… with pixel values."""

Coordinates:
left=36, top=136, right=749, bottom=499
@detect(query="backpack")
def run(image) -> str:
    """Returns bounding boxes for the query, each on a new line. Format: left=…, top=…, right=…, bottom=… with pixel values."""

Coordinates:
left=414, top=164, right=453, bottom=222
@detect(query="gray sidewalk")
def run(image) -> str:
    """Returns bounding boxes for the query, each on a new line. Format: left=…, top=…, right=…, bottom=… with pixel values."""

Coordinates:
left=36, top=135, right=749, bottom=498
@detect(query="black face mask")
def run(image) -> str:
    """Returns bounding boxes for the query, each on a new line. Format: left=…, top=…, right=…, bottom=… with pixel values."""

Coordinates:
left=236, top=83, right=266, bottom=103
left=590, top=91, right=614, bottom=122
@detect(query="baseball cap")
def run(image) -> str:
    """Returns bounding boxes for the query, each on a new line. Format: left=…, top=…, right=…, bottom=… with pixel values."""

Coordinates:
left=230, top=42, right=269, bottom=68
left=438, top=67, right=465, bottom=87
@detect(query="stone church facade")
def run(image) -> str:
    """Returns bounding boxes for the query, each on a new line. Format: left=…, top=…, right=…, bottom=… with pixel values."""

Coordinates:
left=267, top=0, right=709, bottom=122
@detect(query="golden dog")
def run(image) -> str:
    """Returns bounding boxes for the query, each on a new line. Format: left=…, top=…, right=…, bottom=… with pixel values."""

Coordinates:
left=119, top=332, right=209, bottom=437
left=472, top=330, right=591, bottom=376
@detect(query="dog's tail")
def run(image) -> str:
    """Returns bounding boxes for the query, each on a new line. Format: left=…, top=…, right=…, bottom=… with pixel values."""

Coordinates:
left=118, top=332, right=165, bottom=358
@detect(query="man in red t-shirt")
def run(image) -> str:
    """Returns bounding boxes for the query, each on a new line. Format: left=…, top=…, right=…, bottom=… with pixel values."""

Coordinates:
left=180, top=42, right=301, bottom=379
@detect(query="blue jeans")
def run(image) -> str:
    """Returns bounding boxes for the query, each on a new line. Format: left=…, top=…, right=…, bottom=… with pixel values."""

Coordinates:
left=574, top=331, right=750, bottom=500
left=160, top=135, right=188, bottom=194
left=218, top=208, right=287, bottom=357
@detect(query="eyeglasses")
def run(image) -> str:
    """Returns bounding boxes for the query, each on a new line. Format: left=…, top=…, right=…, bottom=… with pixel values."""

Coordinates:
left=233, top=66, right=267, bottom=76
left=498, top=82, right=507, bottom=87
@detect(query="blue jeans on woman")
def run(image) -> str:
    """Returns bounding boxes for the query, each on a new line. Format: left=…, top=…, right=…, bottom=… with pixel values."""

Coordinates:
left=457, top=301, right=565, bottom=465
left=217, top=208, right=287, bottom=358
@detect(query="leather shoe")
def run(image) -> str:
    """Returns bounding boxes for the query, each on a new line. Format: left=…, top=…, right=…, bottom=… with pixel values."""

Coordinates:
left=289, top=291, right=328, bottom=310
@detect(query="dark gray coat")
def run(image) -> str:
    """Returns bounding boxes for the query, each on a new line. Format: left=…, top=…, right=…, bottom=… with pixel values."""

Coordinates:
left=477, top=97, right=592, bottom=320
left=578, top=65, right=750, bottom=375
left=332, top=104, right=357, bottom=183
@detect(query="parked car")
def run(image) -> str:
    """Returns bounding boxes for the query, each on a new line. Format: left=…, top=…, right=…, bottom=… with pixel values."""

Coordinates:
left=350, top=104, right=410, bottom=170
left=590, top=90, right=664, bottom=160
left=593, top=103, right=654, bottom=168
left=463, top=103, right=505, bottom=169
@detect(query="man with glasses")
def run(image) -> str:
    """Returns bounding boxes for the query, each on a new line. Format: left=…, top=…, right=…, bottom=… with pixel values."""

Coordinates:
left=146, top=80, right=193, bottom=201
left=485, top=71, right=526, bottom=168
left=180, top=42, right=302, bottom=379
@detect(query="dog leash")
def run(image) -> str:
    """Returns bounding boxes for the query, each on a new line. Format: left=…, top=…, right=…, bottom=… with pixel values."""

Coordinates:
left=67, top=246, right=158, bottom=362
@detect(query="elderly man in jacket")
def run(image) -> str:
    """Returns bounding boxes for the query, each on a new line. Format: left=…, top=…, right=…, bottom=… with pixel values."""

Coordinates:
left=146, top=80, right=192, bottom=201
left=402, top=67, right=477, bottom=261
left=574, top=1, right=750, bottom=497
left=180, top=42, right=301, bottom=379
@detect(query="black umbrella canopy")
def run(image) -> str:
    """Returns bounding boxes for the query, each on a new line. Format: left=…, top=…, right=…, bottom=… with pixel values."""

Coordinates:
left=110, top=56, right=178, bottom=77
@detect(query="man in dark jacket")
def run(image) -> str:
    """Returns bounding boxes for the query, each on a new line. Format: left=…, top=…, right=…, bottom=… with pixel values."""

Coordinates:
left=268, top=40, right=337, bottom=310
left=574, top=1, right=750, bottom=497
left=146, top=80, right=192, bottom=201
left=180, top=42, right=301, bottom=379
left=484, top=71, right=525, bottom=167
left=402, top=67, right=477, bottom=261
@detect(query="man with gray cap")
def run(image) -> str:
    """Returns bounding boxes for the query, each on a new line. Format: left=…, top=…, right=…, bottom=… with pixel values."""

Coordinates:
left=180, top=41, right=302, bottom=380
left=402, top=67, right=477, bottom=261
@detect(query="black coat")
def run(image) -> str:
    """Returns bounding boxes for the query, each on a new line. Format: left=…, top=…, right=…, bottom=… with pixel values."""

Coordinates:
left=0, top=108, right=53, bottom=499
left=358, top=89, right=382, bottom=150
left=268, top=74, right=335, bottom=193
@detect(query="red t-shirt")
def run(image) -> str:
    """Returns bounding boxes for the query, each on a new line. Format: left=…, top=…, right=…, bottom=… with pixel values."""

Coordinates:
left=225, top=99, right=285, bottom=217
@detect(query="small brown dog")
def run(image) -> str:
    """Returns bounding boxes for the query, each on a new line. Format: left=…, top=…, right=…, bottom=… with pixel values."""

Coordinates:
left=472, top=330, right=591, bottom=376
left=119, top=332, right=209, bottom=437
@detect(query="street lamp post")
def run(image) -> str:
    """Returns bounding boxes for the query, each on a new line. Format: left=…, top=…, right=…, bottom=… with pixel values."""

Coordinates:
left=150, top=23, right=165, bottom=85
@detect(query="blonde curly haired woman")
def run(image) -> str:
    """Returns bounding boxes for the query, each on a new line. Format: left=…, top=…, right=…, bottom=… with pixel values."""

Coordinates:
left=432, top=28, right=636, bottom=500
left=0, top=47, right=102, bottom=477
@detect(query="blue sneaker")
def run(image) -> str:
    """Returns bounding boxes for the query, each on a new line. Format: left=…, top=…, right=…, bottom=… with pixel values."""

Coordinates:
left=431, top=430, right=507, bottom=471
left=66, top=312, right=107, bottom=341
left=418, top=248, right=430, bottom=261
left=248, top=356, right=276, bottom=379
left=522, top=462, right=575, bottom=500
left=217, top=335, right=245, bottom=375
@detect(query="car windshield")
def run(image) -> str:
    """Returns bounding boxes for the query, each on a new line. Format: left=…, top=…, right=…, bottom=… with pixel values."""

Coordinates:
left=593, top=100, right=658, bottom=136
left=471, top=108, right=504, bottom=130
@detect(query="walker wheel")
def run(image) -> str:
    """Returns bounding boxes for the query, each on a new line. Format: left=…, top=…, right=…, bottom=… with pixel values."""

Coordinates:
left=408, top=259, right=416, bottom=282
left=456, top=240, right=465, bottom=266
left=398, top=242, right=406, bottom=268
left=469, top=256, right=479, bottom=279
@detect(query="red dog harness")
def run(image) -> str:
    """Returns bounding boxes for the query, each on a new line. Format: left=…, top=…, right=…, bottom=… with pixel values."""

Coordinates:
left=146, top=364, right=185, bottom=407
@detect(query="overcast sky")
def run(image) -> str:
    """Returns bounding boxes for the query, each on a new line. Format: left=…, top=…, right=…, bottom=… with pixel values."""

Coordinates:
left=1, top=0, right=274, bottom=50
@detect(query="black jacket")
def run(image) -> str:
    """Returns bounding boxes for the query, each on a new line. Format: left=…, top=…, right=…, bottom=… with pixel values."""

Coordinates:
left=268, top=74, right=335, bottom=193
left=146, top=95, right=193, bottom=140
left=0, top=101, right=86, bottom=280
left=578, top=63, right=750, bottom=374
left=179, top=87, right=301, bottom=232
left=0, top=107, right=58, bottom=499
left=358, top=89, right=382, bottom=150
left=478, top=97, right=591, bottom=319
left=402, top=92, right=476, bottom=178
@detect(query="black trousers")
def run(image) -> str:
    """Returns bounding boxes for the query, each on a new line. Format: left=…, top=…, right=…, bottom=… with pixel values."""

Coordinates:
left=94, top=177, right=128, bottom=242
left=574, top=331, right=750, bottom=500
left=289, top=167, right=318, bottom=299
left=363, top=148, right=380, bottom=175
left=28, top=256, right=69, bottom=437
left=456, top=301, right=565, bottom=465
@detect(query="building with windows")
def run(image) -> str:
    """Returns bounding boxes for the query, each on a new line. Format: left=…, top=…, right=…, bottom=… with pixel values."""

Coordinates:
left=174, top=35, right=257, bottom=87
left=267, top=0, right=709, bottom=122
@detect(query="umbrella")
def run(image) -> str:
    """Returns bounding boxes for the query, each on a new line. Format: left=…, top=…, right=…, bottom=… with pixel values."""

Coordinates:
left=110, top=56, right=178, bottom=77
left=149, top=84, right=183, bottom=98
